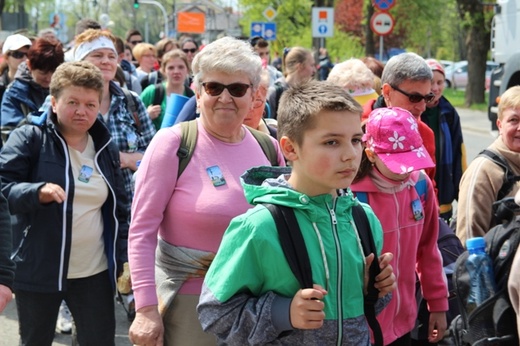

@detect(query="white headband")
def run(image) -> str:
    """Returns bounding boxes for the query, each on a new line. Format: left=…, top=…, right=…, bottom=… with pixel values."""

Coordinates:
left=73, top=36, right=117, bottom=61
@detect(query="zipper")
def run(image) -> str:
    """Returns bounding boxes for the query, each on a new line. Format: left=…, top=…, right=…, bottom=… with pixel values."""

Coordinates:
left=327, top=198, right=343, bottom=345
left=10, top=225, right=30, bottom=261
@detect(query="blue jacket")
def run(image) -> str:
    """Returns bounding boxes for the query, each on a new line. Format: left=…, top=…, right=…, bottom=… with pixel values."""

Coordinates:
left=421, top=96, right=466, bottom=211
left=0, top=112, right=129, bottom=293
left=1, top=62, right=49, bottom=133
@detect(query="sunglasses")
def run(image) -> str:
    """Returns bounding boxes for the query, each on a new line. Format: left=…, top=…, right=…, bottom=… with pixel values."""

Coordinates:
left=130, top=40, right=143, bottom=45
left=10, top=51, right=27, bottom=59
left=182, top=48, right=197, bottom=54
left=391, top=85, right=435, bottom=104
left=201, top=82, right=252, bottom=97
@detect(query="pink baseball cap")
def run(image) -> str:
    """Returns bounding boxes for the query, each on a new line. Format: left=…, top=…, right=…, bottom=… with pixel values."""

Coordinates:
left=363, top=107, right=435, bottom=174
left=425, top=58, right=445, bottom=76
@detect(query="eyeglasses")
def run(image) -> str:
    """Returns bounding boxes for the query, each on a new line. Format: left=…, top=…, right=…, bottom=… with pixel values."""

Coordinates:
left=201, top=82, right=252, bottom=97
left=391, top=85, right=435, bottom=104
left=10, top=51, right=27, bottom=59
left=182, top=48, right=197, bottom=54
left=130, top=40, right=143, bottom=45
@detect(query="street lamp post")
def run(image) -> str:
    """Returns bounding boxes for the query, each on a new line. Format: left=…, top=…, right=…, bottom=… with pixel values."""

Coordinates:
left=136, top=0, right=169, bottom=37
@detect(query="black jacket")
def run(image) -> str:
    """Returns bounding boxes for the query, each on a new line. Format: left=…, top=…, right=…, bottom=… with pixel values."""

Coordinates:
left=0, top=177, right=14, bottom=291
left=0, top=113, right=129, bottom=293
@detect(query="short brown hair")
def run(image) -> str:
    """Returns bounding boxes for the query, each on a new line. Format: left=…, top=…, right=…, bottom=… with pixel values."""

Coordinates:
left=50, top=61, right=104, bottom=102
left=278, top=80, right=362, bottom=146
left=160, top=49, right=189, bottom=72
left=27, top=37, right=64, bottom=73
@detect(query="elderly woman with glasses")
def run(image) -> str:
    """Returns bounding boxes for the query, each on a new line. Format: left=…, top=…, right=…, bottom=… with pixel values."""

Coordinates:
left=128, top=36, right=285, bottom=346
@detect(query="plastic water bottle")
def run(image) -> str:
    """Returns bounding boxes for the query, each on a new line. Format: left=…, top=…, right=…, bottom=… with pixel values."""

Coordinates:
left=466, top=237, right=497, bottom=313
left=132, top=160, right=141, bottom=195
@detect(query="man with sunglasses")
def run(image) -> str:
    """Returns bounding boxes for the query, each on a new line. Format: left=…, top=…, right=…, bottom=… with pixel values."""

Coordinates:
left=0, top=34, right=32, bottom=104
left=249, top=36, right=282, bottom=87
left=362, top=52, right=437, bottom=183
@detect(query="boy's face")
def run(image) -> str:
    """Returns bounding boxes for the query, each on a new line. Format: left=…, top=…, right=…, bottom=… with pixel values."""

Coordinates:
left=283, top=110, right=363, bottom=196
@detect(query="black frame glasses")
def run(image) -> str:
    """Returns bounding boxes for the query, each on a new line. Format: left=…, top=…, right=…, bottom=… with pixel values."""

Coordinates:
left=10, top=51, right=27, bottom=59
left=201, top=82, right=252, bottom=97
left=182, top=48, right=197, bottom=54
left=391, top=85, right=435, bottom=103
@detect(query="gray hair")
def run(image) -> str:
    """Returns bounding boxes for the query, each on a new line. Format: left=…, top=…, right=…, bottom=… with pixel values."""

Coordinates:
left=381, top=52, right=432, bottom=86
left=328, top=58, right=375, bottom=91
left=192, top=36, right=262, bottom=91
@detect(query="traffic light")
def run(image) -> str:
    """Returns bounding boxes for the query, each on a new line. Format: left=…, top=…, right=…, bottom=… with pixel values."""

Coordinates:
left=133, top=0, right=139, bottom=9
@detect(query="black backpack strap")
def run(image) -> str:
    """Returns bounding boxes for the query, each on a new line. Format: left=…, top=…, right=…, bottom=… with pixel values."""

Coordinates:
left=352, top=203, right=383, bottom=346
left=263, top=203, right=313, bottom=289
left=246, top=126, right=278, bottom=167
left=479, top=149, right=520, bottom=200
left=122, top=88, right=141, bottom=133
left=153, top=83, right=165, bottom=106
left=177, top=119, right=198, bottom=178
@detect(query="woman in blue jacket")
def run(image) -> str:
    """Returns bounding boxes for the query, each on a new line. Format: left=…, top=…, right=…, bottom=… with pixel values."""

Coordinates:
left=0, top=61, right=129, bottom=346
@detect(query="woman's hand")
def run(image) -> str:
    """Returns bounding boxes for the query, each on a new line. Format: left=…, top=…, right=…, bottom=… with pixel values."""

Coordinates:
left=129, top=305, right=164, bottom=346
left=38, top=183, right=66, bottom=204
left=147, top=105, right=161, bottom=120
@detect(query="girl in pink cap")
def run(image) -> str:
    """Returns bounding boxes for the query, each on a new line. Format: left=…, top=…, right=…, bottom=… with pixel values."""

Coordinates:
left=351, top=107, right=448, bottom=346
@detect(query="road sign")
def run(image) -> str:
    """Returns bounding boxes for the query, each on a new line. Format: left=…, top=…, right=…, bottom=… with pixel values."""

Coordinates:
left=177, top=12, right=205, bottom=33
left=263, top=6, right=277, bottom=21
left=370, top=11, right=394, bottom=36
left=372, top=0, right=396, bottom=11
left=312, top=7, right=334, bottom=38
left=250, top=22, right=277, bottom=41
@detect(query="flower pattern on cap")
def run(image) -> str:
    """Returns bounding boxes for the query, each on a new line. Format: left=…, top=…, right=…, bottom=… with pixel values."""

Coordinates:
left=363, top=107, right=435, bottom=174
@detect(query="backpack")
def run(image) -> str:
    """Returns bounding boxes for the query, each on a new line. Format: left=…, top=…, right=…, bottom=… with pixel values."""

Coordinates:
left=262, top=202, right=384, bottom=346
left=355, top=171, right=465, bottom=342
left=176, top=119, right=278, bottom=177
left=122, top=88, right=142, bottom=133
left=443, top=198, right=520, bottom=346
left=153, top=83, right=165, bottom=107
left=479, top=149, right=520, bottom=201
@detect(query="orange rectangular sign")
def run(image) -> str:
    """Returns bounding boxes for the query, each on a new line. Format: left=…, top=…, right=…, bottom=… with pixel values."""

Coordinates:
left=177, top=12, right=205, bottom=34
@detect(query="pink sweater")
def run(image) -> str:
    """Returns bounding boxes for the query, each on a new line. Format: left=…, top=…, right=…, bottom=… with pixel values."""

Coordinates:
left=351, top=170, right=448, bottom=344
left=128, top=120, right=285, bottom=310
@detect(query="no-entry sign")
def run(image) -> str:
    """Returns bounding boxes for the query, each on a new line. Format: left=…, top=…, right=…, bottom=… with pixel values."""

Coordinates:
left=370, top=11, right=394, bottom=36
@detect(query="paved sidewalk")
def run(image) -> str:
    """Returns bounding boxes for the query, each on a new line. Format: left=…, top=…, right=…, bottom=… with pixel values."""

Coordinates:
left=456, top=107, right=493, bottom=135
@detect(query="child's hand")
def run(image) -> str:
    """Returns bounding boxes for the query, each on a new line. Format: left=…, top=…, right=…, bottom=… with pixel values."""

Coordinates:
left=375, top=252, right=397, bottom=298
left=364, top=253, right=396, bottom=297
left=290, top=284, right=327, bottom=330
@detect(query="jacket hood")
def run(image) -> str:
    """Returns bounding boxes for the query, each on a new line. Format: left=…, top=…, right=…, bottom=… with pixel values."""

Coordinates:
left=241, top=166, right=359, bottom=213
left=14, top=62, right=34, bottom=84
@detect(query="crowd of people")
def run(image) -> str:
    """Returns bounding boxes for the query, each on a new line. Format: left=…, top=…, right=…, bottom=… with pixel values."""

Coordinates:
left=0, top=16, right=519, bottom=346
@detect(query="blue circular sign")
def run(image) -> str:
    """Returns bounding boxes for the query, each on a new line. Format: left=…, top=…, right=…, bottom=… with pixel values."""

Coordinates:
left=372, top=0, right=396, bottom=11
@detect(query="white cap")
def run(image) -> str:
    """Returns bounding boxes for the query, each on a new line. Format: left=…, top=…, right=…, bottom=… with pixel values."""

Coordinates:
left=2, top=34, right=32, bottom=55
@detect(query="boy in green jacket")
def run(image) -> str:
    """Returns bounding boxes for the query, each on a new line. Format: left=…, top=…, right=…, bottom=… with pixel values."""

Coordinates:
left=197, top=80, right=396, bottom=345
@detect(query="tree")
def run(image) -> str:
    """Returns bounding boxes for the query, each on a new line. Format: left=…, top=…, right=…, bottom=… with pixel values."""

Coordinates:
left=456, top=0, right=492, bottom=106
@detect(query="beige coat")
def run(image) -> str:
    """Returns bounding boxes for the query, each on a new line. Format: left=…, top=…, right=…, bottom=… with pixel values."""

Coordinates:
left=456, top=137, right=520, bottom=245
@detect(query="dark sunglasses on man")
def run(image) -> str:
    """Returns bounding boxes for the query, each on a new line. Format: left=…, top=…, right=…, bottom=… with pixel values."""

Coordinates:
left=130, top=40, right=143, bottom=45
left=391, top=84, right=435, bottom=103
left=201, top=82, right=252, bottom=98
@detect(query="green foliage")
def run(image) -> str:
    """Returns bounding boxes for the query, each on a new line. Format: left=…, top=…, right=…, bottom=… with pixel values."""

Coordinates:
left=444, top=87, right=488, bottom=111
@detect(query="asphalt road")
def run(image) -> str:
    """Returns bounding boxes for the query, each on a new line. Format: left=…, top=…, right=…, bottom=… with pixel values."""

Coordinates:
left=0, top=107, right=496, bottom=346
